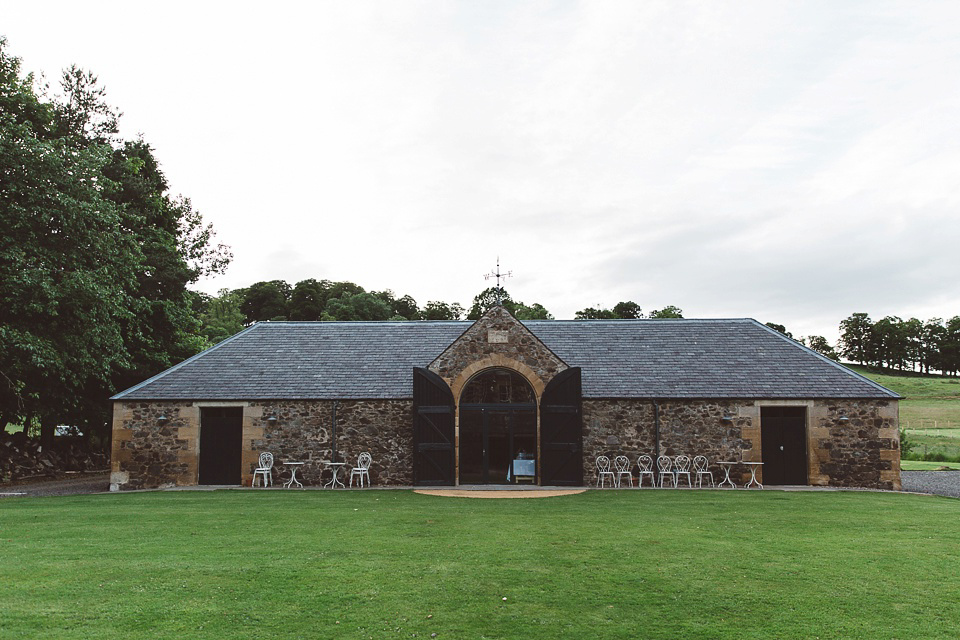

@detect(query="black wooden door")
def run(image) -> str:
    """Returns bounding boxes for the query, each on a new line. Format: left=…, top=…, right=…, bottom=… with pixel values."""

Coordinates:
left=760, top=407, right=808, bottom=485
left=198, top=407, right=243, bottom=485
left=413, top=367, right=455, bottom=486
left=540, top=367, right=583, bottom=486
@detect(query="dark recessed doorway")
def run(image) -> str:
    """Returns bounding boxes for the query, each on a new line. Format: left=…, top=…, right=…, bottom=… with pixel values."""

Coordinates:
left=760, top=406, right=808, bottom=485
left=198, top=407, right=243, bottom=485
left=459, top=369, right=536, bottom=484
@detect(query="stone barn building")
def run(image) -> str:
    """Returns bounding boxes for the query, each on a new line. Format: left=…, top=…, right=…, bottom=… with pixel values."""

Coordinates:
left=110, top=306, right=901, bottom=491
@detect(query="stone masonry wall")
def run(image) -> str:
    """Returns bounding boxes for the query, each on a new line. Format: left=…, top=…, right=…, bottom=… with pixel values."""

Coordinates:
left=113, top=396, right=899, bottom=490
left=111, top=399, right=414, bottom=490
left=111, top=401, right=201, bottom=490
left=583, top=399, right=755, bottom=486
left=582, top=398, right=900, bottom=490
left=808, top=399, right=900, bottom=490
left=249, top=400, right=413, bottom=486
left=429, top=306, right=567, bottom=397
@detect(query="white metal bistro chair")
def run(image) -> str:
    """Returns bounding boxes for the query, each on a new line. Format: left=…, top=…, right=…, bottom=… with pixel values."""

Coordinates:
left=252, top=452, right=274, bottom=487
left=349, top=452, right=372, bottom=488
left=693, top=455, right=715, bottom=488
left=657, top=455, right=675, bottom=488
left=674, top=455, right=693, bottom=488
left=636, top=454, right=656, bottom=488
left=596, top=456, right=616, bottom=488
left=613, top=455, right=633, bottom=488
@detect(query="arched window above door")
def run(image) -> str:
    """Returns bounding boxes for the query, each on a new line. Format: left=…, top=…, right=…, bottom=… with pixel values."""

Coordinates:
left=460, top=368, right=534, bottom=405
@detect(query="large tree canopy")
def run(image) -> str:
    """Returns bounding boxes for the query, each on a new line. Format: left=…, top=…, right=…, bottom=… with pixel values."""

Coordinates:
left=0, top=39, right=230, bottom=444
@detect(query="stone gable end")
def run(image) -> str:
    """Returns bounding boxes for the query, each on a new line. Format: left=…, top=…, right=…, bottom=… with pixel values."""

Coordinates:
left=428, top=306, right=568, bottom=396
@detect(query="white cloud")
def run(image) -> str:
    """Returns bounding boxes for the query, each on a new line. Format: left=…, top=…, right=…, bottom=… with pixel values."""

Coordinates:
left=4, top=0, right=960, bottom=341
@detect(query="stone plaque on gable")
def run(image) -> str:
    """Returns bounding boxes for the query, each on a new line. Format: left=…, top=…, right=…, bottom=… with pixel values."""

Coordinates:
left=487, top=330, right=509, bottom=344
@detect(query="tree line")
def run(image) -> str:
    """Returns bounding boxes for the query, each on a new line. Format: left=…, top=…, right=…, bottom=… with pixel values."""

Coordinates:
left=1, top=39, right=229, bottom=446
left=197, top=280, right=687, bottom=344
left=836, top=313, right=960, bottom=375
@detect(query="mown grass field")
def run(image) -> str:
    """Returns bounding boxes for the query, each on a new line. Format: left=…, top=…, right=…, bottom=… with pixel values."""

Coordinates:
left=1, top=490, right=959, bottom=639
left=900, top=459, right=960, bottom=471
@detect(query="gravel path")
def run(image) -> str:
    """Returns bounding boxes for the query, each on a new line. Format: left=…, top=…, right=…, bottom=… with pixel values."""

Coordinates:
left=0, top=472, right=110, bottom=498
left=2, top=470, right=958, bottom=499
left=901, top=470, right=960, bottom=499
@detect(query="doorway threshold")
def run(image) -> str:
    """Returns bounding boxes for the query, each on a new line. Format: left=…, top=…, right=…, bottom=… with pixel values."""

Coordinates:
left=416, top=486, right=586, bottom=498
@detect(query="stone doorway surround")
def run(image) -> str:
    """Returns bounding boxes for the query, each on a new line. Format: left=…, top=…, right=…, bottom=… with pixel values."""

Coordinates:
left=426, top=306, right=572, bottom=486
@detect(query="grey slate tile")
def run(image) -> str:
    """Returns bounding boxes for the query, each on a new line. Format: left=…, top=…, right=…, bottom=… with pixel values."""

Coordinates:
left=112, top=318, right=897, bottom=400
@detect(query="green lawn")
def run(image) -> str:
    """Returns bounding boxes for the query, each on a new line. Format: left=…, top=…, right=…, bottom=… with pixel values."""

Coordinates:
left=846, top=364, right=960, bottom=400
left=900, top=459, right=960, bottom=471
left=1, top=490, right=959, bottom=639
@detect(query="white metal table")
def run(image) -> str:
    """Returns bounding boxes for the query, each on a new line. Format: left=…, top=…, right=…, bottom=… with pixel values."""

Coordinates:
left=717, top=461, right=738, bottom=488
left=283, top=461, right=305, bottom=489
left=324, top=461, right=346, bottom=489
left=743, top=461, right=764, bottom=489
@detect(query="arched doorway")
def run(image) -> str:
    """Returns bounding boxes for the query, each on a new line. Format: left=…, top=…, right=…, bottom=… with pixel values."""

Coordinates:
left=459, top=368, right=536, bottom=484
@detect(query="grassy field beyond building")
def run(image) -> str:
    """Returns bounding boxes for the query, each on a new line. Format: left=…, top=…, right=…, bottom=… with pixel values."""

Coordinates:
left=848, top=364, right=960, bottom=462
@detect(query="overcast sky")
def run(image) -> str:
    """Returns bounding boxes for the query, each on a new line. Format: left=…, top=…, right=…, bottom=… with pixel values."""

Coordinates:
left=5, top=1, right=960, bottom=342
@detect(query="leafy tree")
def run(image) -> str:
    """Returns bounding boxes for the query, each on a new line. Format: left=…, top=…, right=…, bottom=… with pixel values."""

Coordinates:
left=0, top=39, right=138, bottom=443
left=373, top=290, right=419, bottom=321
left=765, top=322, right=793, bottom=339
left=392, top=294, right=420, bottom=321
left=52, top=65, right=120, bottom=145
left=575, top=307, right=617, bottom=320
left=200, top=289, right=246, bottom=344
left=324, top=292, right=393, bottom=321
left=899, top=428, right=915, bottom=456
left=1, top=40, right=231, bottom=445
left=239, top=280, right=291, bottom=322
left=421, top=301, right=464, bottom=320
left=612, top=301, right=643, bottom=319
left=468, top=287, right=515, bottom=319
left=872, top=316, right=908, bottom=370
left=325, top=281, right=364, bottom=301
left=901, top=318, right=924, bottom=372
left=514, top=303, right=554, bottom=320
left=467, top=287, right=552, bottom=321
left=576, top=301, right=680, bottom=319
left=839, top=313, right=873, bottom=365
left=100, top=139, right=226, bottom=391
left=649, top=305, right=684, bottom=319
left=806, top=336, right=839, bottom=361
left=288, top=279, right=328, bottom=321
left=920, top=319, right=945, bottom=375
left=939, top=317, right=960, bottom=377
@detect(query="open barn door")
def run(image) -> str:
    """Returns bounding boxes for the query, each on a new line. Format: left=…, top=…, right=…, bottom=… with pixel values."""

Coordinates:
left=540, top=367, right=583, bottom=486
left=413, top=367, right=455, bottom=486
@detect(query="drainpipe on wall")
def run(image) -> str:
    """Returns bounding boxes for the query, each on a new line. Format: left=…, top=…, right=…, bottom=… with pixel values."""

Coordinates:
left=332, top=400, right=339, bottom=462
left=653, top=400, right=661, bottom=460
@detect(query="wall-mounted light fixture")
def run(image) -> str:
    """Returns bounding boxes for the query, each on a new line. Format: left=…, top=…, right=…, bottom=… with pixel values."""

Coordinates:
left=266, top=415, right=278, bottom=424
left=838, top=414, right=850, bottom=423
left=721, top=414, right=734, bottom=423
left=157, top=415, right=169, bottom=425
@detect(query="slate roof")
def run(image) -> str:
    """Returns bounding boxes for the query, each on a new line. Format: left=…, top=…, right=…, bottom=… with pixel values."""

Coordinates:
left=112, top=319, right=898, bottom=401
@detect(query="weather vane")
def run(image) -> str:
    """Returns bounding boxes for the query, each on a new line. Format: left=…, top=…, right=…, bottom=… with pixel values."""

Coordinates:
left=484, top=257, right=512, bottom=305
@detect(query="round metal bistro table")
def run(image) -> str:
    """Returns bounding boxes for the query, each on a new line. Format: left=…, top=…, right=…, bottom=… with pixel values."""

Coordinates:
left=717, top=461, right=738, bottom=489
left=743, top=461, right=764, bottom=489
left=324, top=461, right=346, bottom=489
left=283, top=462, right=305, bottom=489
